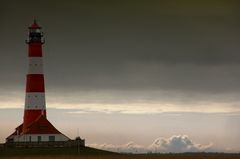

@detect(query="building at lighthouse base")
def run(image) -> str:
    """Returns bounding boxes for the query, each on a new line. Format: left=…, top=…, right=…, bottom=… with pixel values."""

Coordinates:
left=6, top=115, right=70, bottom=142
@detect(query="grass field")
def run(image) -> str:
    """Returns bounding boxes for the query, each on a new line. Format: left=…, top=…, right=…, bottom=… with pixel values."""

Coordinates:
left=0, top=146, right=240, bottom=159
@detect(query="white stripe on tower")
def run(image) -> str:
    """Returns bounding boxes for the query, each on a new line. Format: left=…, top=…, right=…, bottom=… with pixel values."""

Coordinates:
left=28, top=57, right=43, bottom=74
left=25, top=92, right=46, bottom=110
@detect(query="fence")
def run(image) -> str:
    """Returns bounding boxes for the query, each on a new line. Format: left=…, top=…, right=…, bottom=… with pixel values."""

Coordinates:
left=3, top=139, right=85, bottom=148
left=0, top=144, right=4, bottom=148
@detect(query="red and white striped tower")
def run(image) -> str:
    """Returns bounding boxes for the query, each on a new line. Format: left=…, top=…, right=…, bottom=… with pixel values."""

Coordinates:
left=6, top=20, right=85, bottom=143
left=23, top=19, right=46, bottom=132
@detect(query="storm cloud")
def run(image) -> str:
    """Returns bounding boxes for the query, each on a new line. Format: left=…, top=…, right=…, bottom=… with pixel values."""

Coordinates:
left=1, top=1, right=240, bottom=90
left=1, top=1, right=240, bottom=113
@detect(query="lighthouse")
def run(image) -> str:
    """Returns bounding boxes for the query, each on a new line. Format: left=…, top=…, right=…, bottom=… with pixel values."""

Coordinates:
left=6, top=20, right=70, bottom=142
left=23, top=19, right=47, bottom=132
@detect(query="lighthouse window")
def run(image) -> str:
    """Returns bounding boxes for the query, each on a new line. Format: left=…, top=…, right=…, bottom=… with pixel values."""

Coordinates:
left=37, top=136, right=41, bottom=142
left=49, top=136, right=55, bottom=142
left=31, top=29, right=41, bottom=33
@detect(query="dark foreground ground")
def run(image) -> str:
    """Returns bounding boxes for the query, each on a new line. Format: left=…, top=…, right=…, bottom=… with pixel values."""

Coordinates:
left=3, top=154, right=240, bottom=159
left=0, top=146, right=240, bottom=159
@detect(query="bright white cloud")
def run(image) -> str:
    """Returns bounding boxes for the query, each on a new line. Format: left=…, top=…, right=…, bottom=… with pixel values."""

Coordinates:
left=1, top=90, right=240, bottom=114
left=65, top=102, right=240, bottom=114
left=1, top=100, right=240, bottom=114
left=149, top=135, right=213, bottom=153
left=88, top=135, right=213, bottom=153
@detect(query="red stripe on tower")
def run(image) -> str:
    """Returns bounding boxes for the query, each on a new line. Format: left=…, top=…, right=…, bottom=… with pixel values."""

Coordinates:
left=26, top=74, right=45, bottom=92
left=28, top=43, right=43, bottom=57
left=23, top=19, right=46, bottom=132
left=23, top=110, right=47, bottom=128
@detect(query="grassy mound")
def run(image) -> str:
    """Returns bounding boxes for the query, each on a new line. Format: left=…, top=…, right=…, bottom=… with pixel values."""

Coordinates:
left=1, top=146, right=240, bottom=159
left=0, top=146, right=116, bottom=157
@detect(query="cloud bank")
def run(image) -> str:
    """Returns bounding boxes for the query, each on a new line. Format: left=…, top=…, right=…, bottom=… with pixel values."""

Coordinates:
left=89, top=135, right=213, bottom=154
left=149, top=135, right=212, bottom=153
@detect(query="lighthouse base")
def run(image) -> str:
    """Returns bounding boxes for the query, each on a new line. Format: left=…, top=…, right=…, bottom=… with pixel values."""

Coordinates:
left=6, top=115, right=82, bottom=144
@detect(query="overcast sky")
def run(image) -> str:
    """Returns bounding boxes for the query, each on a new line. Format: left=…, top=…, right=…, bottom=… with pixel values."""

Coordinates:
left=0, top=0, right=240, bottom=153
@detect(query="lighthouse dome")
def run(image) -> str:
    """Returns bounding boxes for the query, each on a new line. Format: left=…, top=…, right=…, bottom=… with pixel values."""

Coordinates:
left=29, top=19, right=41, bottom=29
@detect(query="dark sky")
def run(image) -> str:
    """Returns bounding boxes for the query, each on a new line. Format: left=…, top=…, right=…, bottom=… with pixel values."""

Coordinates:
left=1, top=0, right=240, bottom=107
